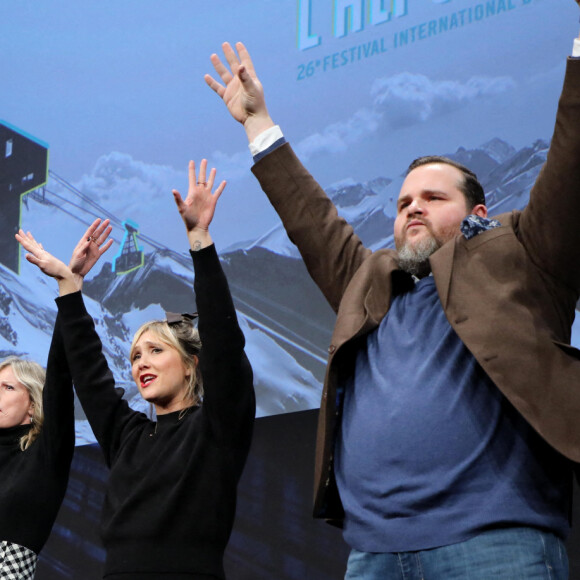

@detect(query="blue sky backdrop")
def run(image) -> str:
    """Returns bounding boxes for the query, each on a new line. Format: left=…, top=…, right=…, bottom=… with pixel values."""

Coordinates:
left=1, top=0, right=577, bottom=251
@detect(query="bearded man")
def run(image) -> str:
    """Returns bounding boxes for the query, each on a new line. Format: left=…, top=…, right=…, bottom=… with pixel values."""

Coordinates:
left=205, top=15, right=580, bottom=578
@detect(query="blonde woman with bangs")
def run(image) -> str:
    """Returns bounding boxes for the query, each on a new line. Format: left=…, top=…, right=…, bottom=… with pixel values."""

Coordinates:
left=0, top=346, right=74, bottom=577
left=130, top=316, right=203, bottom=414
left=17, top=159, right=256, bottom=580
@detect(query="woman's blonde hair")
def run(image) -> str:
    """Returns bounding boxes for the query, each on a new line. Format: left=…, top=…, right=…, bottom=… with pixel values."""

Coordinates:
left=0, top=357, right=45, bottom=451
left=130, top=319, right=203, bottom=408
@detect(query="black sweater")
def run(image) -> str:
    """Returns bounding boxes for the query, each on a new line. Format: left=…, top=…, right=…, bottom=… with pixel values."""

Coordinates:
left=0, top=316, right=75, bottom=554
left=56, top=245, right=255, bottom=579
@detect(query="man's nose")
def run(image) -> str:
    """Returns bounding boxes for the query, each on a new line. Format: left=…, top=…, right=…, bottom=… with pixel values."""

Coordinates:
left=407, top=198, right=424, bottom=215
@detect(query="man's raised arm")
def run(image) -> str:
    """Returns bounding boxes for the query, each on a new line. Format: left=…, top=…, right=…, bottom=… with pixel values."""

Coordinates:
left=204, top=43, right=371, bottom=313
left=515, top=7, right=580, bottom=292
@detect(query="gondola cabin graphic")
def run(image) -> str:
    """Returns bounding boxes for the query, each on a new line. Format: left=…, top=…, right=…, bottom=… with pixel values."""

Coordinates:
left=0, top=121, right=49, bottom=273
left=113, top=219, right=144, bottom=275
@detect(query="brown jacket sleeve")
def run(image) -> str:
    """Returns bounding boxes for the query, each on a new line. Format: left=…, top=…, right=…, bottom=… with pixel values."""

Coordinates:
left=252, top=144, right=372, bottom=313
left=518, top=57, right=580, bottom=292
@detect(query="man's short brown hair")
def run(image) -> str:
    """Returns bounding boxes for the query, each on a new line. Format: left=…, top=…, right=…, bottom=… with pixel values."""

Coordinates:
left=406, top=155, right=486, bottom=209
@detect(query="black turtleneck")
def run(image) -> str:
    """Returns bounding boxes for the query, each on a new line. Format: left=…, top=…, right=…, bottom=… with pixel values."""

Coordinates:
left=56, top=244, right=255, bottom=579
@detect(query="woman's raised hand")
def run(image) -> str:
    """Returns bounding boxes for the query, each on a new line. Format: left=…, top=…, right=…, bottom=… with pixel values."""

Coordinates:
left=15, top=230, right=70, bottom=281
left=16, top=218, right=114, bottom=295
left=69, top=219, right=114, bottom=277
left=172, top=160, right=226, bottom=250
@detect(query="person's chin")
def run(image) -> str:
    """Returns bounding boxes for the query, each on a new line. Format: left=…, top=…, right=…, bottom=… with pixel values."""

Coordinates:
left=139, top=389, right=155, bottom=403
left=405, top=237, right=430, bottom=254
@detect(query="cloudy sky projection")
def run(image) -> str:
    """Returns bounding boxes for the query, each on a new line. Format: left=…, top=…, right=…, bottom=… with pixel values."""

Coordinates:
left=1, top=0, right=575, bottom=252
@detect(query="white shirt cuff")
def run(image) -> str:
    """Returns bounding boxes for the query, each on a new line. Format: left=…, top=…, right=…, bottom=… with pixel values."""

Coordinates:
left=573, top=37, right=580, bottom=58
left=249, top=125, right=284, bottom=156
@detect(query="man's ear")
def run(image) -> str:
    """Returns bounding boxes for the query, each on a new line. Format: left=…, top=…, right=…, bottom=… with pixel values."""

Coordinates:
left=472, top=204, right=488, bottom=218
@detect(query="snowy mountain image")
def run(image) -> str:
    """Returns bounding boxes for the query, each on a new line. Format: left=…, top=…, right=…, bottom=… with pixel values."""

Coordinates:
left=5, top=136, right=578, bottom=445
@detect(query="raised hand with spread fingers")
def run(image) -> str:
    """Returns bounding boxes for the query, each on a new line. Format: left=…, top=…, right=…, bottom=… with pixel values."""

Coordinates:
left=172, top=159, right=226, bottom=251
left=16, top=218, right=113, bottom=295
left=205, top=42, right=275, bottom=142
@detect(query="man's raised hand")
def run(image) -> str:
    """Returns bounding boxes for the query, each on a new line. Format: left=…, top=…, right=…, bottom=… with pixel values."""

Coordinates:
left=205, top=42, right=275, bottom=142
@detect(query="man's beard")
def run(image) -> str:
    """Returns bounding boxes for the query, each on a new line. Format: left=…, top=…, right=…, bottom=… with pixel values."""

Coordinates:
left=396, top=235, right=440, bottom=278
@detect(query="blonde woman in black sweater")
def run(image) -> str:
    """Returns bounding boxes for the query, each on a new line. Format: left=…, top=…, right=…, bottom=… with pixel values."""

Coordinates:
left=17, top=160, right=255, bottom=579
left=0, top=353, right=73, bottom=579
left=3, top=217, right=113, bottom=578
